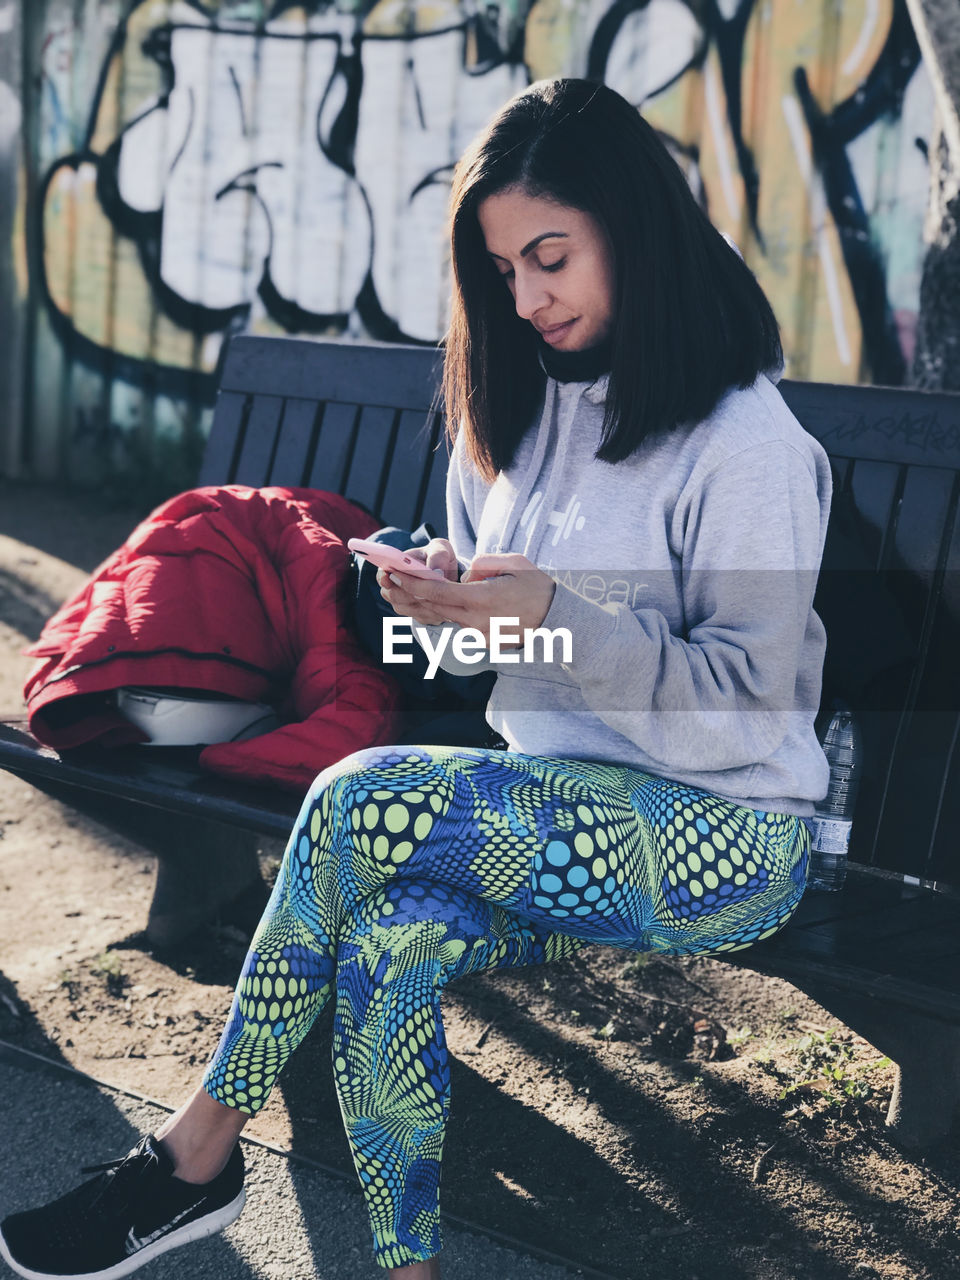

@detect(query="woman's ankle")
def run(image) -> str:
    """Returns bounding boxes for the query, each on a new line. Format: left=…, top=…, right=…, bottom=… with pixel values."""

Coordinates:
left=155, top=1086, right=248, bottom=1184
left=386, top=1258, right=441, bottom=1279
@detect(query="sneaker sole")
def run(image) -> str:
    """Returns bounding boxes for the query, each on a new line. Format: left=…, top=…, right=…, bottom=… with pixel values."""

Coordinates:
left=0, top=1188, right=246, bottom=1280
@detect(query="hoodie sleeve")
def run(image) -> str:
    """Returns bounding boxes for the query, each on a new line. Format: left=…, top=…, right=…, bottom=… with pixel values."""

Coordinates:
left=535, top=440, right=830, bottom=774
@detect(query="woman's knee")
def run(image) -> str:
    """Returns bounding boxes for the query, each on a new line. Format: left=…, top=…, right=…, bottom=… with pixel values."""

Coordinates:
left=294, top=748, right=407, bottom=849
left=310, top=745, right=398, bottom=796
left=307, top=746, right=452, bottom=811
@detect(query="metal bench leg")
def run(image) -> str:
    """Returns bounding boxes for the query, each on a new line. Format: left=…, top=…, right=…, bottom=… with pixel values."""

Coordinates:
left=15, top=778, right=267, bottom=948
left=882, top=1017, right=960, bottom=1150
left=140, top=811, right=267, bottom=949
left=784, top=978, right=960, bottom=1150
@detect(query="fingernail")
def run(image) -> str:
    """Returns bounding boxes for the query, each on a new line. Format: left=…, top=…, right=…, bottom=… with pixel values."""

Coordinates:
left=389, top=574, right=403, bottom=586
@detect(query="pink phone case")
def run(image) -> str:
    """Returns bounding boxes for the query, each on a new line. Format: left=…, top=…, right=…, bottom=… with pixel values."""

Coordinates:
left=347, top=538, right=447, bottom=580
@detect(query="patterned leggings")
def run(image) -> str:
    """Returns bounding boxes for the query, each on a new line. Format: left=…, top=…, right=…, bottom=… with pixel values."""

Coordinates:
left=202, top=745, right=808, bottom=1268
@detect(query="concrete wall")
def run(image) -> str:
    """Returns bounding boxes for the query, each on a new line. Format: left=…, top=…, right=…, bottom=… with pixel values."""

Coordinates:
left=0, top=0, right=937, bottom=491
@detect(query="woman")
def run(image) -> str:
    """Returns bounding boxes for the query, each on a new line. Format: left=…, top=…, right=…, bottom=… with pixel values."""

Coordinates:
left=0, top=78, right=830, bottom=1280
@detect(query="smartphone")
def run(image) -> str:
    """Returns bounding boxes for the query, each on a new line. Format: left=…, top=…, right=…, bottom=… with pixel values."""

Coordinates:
left=347, top=538, right=447, bottom=580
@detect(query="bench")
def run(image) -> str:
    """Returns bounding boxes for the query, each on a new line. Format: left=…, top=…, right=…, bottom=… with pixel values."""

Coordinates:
left=2, top=334, right=960, bottom=1152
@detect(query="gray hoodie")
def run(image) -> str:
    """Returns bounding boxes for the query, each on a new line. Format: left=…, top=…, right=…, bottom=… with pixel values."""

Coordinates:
left=416, top=370, right=833, bottom=815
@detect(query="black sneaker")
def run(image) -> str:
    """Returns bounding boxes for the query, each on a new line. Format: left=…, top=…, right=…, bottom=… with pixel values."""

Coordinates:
left=0, top=1134, right=245, bottom=1280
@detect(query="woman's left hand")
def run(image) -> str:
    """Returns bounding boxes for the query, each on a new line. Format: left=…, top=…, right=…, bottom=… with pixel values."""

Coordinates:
left=377, top=553, right=556, bottom=643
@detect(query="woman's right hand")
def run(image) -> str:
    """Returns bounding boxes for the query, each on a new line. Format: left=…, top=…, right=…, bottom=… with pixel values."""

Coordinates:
left=375, top=539, right=460, bottom=617
left=397, top=538, right=460, bottom=582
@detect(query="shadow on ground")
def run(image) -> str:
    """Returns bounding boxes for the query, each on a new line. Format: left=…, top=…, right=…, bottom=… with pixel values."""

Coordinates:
left=0, top=972, right=264, bottom=1280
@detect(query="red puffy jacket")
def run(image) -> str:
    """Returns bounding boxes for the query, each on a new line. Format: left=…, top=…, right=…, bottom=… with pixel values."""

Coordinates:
left=24, top=486, right=402, bottom=791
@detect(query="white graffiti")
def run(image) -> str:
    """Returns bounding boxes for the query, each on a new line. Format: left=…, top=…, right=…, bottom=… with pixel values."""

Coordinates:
left=842, top=0, right=881, bottom=77
left=117, top=16, right=368, bottom=319
left=0, top=79, right=22, bottom=150
left=603, top=0, right=704, bottom=105
left=355, top=30, right=524, bottom=338
left=114, top=10, right=523, bottom=339
left=845, top=61, right=935, bottom=359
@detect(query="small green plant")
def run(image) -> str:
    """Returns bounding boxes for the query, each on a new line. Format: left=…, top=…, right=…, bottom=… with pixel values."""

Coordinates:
left=728, top=1025, right=754, bottom=1048
left=58, top=968, right=80, bottom=1000
left=749, top=1047, right=778, bottom=1074
left=619, top=952, right=654, bottom=978
left=90, top=949, right=128, bottom=998
left=780, top=1029, right=890, bottom=1114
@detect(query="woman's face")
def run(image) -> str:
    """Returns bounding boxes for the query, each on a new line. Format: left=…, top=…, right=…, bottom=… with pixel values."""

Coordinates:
left=477, top=186, right=616, bottom=351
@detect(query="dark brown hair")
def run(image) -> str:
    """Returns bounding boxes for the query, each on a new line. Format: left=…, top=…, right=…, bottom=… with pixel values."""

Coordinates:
left=444, top=78, right=783, bottom=480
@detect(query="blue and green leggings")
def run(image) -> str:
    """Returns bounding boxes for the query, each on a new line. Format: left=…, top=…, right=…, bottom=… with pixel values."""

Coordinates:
left=202, top=745, right=808, bottom=1268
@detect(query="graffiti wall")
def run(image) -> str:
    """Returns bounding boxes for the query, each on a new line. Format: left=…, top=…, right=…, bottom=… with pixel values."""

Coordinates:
left=0, top=0, right=936, bottom=490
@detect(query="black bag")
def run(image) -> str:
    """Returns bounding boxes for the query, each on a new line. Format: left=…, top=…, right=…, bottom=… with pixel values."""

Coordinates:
left=349, top=523, right=503, bottom=749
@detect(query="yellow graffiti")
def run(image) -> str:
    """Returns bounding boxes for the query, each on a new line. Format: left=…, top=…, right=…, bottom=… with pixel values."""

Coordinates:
left=642, top=0, right=895, bottom=382
left=525, top=0, right=592, bottom=81
left=364, top=0, right=463, bottom=36
left=13, top=160, right=28, bottom=301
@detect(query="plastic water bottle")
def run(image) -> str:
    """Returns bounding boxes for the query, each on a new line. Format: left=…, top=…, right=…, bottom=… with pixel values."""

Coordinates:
left=806, top=705, right=862, bottom=892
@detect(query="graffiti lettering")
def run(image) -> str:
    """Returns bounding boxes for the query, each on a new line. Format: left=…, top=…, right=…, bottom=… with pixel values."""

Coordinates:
left=820, top=411, right=960, bottom=457
left=23, top=0, right=936, bottom=471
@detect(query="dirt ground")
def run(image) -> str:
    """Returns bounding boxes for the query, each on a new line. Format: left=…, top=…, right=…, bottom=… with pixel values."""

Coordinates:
left=0, top=478, right=958, bottom=1280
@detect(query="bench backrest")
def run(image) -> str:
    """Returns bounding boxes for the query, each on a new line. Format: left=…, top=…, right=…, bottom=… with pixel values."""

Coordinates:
left=201, top=338, right=448, bottom=531
left=203, top=336, right=960, bottom=887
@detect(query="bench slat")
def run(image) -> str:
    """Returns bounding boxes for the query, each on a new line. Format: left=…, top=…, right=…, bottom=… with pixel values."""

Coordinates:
left=780, top=380, right=960, bottom=470
left=744, top=933, right=960, bottom=1024
left=912, top=482, right=960, bottom=881
left=267, top=398, right=321, bottom=488
left=895, top=950, right=960, bottom=992
left=793, top=923, right=960, bottom=971
left=893, top=466, right=958, bottom=578
left=342, top=406, right=399, bottom=515
left=846, top=458, right=903, bottom=570
left=747, top=937, right=960, bottom=1021
left=794, top=897, right=959, bottom=950
left=880, top=713, right=960, bottom=880
left=765, top=923, right=960, bottom=980
left=379, top=409, right=438, bottom=530
left=791, top=877, right=932, bottom=927
left=0, top=721, right=300, bottom=838
left=925, top=508, right=960, bottom=877
left=220, top=336, right=442, bottom=413
left=753, top=867, right=960, bottom=994
left=307, top=402, right=359, bottom=495
left=199, top=391, right=249, bottom=487
left=418, top=425, right=450, bottom=533
left=869, top=469, right=960, bottom=873
left=232, top=394, right=285, bottom=488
